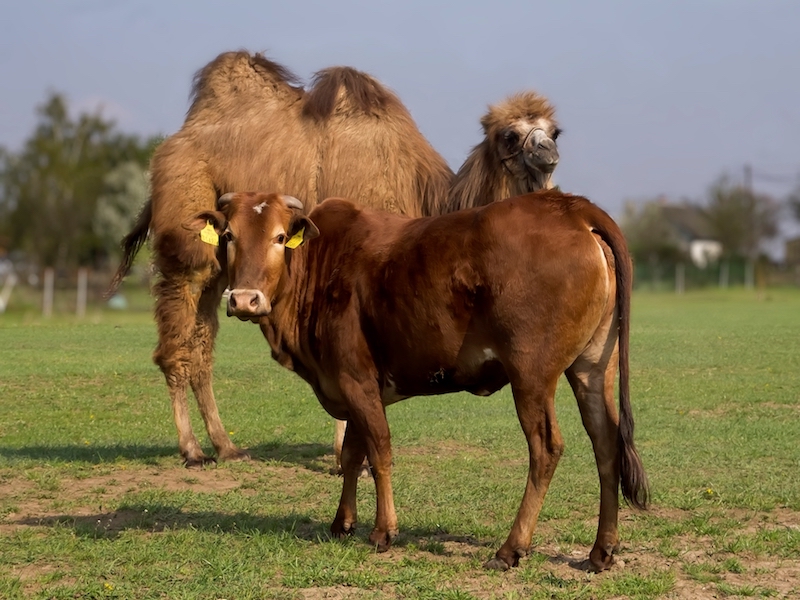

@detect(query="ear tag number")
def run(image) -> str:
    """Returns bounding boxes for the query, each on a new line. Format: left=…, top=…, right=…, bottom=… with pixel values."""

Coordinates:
left=285, top=228, right=305, bottom=249
left=200, top=222, right=219, bottom=246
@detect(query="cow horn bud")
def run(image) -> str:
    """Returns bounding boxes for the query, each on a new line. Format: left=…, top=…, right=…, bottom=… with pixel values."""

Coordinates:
left=282, top=195, right=304, bottom=211
left=218, top=193, right=236, bottom=208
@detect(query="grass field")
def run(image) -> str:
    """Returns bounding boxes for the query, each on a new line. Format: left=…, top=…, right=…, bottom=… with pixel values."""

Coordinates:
left=0, top=289, right=799, bottom=599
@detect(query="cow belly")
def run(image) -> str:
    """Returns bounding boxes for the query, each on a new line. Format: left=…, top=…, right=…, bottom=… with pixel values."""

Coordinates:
left=383, top=348, right=509, bottom=400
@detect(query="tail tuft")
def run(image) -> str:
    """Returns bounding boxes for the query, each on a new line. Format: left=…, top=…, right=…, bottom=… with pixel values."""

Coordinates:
left=104, top=199, right=152, bottom=299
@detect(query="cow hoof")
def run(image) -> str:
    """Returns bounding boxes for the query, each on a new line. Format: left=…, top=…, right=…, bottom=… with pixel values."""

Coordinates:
left=218, top=448, right=251, bottom=462
left=484, top=546, right=526, bottom=571
left=483, top=557, right=511, bottom=571
left=331, top=521, right=356, bottom=538
left=183, top=455, right=217, bottom=469
left=589, top=542, right=619, bottom=572
left=369, top=529, right=397, bottom=552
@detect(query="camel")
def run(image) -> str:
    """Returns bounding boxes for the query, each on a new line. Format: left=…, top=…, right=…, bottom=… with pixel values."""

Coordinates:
left=107, top=51, right=563, bottom=468
left=107, top=52, right=452, bottom=467
left=446, top=91, right=560, bottom=212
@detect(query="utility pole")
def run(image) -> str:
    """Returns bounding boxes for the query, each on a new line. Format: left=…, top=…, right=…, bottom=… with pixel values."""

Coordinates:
left=743, top=163, right=755, bottom=289
left=744, top=163, right=753, bottom=193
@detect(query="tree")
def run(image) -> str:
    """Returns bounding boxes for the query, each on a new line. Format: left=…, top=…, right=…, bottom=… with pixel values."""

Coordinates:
left=621, top=199, right=686, bottom=266
left=0, top=92, right=157, bottom=271
left=788, top=182, right=800, bottom=222
left=705, top=175, right=779, bottom=260
left=93, top=161, right=150, bottom=261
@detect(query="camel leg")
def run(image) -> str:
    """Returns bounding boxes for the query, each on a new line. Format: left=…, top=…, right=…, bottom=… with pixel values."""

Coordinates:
left=565, top=341, right=622, bottom=572
left=153, top=270, right=212, bottom=467
left=333, top=419, right=371, bottom=478
left=334, top=375, right=397, bottom=551
left=486, top=373, right=563, bottom=570
left=331, top=418, right=368, bottom=538
left=189, top=276, right=250, bottom=463
left=333, top=419, right=346, bottom=474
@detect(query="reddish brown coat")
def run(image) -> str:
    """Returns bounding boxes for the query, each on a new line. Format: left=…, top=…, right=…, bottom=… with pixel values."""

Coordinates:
left=191, top=190, right=648, bottom=572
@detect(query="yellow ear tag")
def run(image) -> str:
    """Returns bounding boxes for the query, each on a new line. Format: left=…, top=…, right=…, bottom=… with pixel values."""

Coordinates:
left=200, top=222, right=219, bottom=246
left=285, top=228, right=305, bottom=249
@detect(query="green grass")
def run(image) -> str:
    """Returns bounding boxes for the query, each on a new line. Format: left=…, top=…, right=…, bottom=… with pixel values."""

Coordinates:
left=0, top=288, right=799, bottom=598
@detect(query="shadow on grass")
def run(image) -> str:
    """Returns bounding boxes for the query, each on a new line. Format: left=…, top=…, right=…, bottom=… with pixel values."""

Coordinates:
left=14, top=506, right=332, bottom=542
left=0, top=441, right=334, bottom=472
left=0, top=444, right=177, bottom=464
left=13, top=503, right=495, bottom=551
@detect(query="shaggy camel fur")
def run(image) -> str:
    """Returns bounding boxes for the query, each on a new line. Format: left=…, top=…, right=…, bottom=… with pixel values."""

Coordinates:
left=108, top=51, right=564, bottom=468
left=446, top=91, right=561, bottom=212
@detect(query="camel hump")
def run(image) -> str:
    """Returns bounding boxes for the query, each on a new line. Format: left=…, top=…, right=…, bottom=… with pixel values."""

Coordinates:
left=188, top=51, right=303, bottom=116
left=303, top=66, right=403, bottom=121
left=480, top=91, right=557, bottom=134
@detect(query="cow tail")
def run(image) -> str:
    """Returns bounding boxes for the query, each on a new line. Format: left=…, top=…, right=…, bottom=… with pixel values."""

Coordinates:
left=588, top=202, right=650, bottom=510
left=104, top=199, right=152, bottom=299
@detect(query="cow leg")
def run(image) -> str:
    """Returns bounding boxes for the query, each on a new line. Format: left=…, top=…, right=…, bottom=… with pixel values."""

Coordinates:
left=486, top=375, right=563, bottom=571
left=189, top=277, right=250, bottom=463
left=565, top=343, right=621, bottom=572
left=331, top=419, right=368, bottom=537
left=336, top=376, right=398, bottom=551
left=153, top=272, right=212, bottom=467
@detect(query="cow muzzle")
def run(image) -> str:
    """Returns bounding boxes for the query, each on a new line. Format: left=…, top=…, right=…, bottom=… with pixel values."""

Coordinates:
left=227, top=289, right=271, bottom=320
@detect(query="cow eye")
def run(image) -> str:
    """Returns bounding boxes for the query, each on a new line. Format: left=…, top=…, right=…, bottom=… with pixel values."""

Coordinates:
left=275, top=234, right=286, bottom=245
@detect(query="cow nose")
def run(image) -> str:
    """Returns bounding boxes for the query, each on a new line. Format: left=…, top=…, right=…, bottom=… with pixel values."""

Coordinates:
left=227, top=289, right=271, bottom=319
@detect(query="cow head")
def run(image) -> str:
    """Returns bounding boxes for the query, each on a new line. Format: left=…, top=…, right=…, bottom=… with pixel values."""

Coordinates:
left=184, top=191, right=319, bottom=321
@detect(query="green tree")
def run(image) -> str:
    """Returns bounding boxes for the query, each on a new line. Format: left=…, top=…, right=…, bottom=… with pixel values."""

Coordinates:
left=93, top=161, right=150, bottom=258
left=621, top=199, right=686, bottom=265
left=705, top=175, right=779, bottom=260
left=788, top=182, right=800, bottom=222
left=0, top=92, right=156, bottom=271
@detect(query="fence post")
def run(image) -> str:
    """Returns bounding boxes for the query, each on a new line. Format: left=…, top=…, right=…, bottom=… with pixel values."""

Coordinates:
left=675, top=262, right=685, bottom=294
left=0, top=271, right=17, bottom=313
left=719, top=261, right=729, bottom=289
left=76, top=267, right=88, bottom=318
left=744, top=259, right=754, bottom=289
left=43, top=267, right=54, bottom=317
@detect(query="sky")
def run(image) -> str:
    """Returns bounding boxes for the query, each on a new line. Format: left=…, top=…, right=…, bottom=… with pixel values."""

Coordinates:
left=2, top=0, right=799, bottom=238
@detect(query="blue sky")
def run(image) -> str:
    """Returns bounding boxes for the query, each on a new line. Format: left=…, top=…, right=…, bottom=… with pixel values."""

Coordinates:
left=2, top=0, right=799, bottom=227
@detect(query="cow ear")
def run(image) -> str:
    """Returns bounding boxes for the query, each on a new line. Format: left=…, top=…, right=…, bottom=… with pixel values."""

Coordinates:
left=285, top=215, right=320, bottom=249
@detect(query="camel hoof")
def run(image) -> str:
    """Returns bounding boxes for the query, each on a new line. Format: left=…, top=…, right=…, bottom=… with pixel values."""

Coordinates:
left=330, top=462, right=372, bottom=478
left=183, top=455, right=217, bottom=469
left=218, top=448, right=251, bottom=462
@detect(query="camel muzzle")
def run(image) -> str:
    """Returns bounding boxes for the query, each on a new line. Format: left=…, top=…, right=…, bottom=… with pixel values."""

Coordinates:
left=524, top=141, right=559, bottom=174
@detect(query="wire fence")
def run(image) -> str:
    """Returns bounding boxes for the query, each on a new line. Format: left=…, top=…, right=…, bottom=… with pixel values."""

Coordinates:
left=633, top=258, right=800, bottom=292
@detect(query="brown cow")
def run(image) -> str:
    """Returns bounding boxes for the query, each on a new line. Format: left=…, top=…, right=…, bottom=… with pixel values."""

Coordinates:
left=107, top=51, right=564, bottom=469
left=185, top=190, right=649, bottom=571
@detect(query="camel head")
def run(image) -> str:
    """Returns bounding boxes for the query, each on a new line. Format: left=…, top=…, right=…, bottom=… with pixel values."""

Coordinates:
left=481, top=91, right=560, bottom=194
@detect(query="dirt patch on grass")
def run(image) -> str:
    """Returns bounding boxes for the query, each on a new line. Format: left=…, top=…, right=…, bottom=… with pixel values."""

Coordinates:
left=0, top=462, right=294, bottom=533
left=2, top=463, right=799, bottom=598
